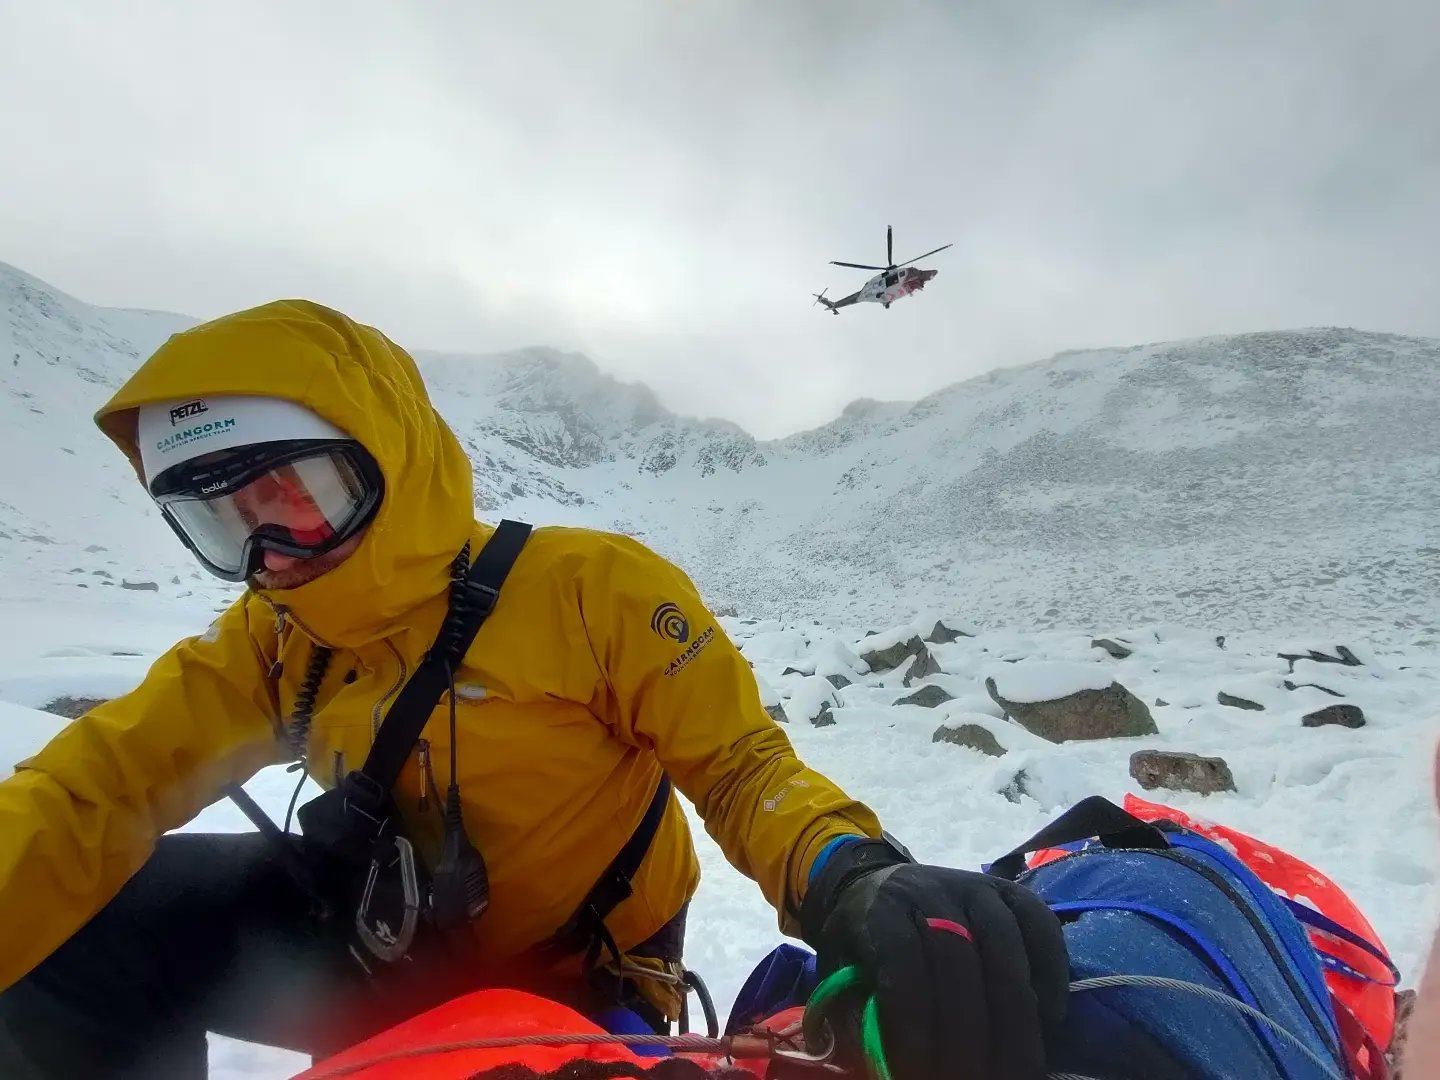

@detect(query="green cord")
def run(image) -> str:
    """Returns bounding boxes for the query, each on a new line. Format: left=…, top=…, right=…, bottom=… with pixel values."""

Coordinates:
left=861, top=995, right=893, bottom=1080
left=804, top=965, right=892, bottom=1080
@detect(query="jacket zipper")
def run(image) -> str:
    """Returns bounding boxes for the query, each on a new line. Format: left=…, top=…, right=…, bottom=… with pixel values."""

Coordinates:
left=371, top=638, right=408, bottom=738
left=268, top=603, right=336, bottom=651
left=1022, top=845, right=1339, bottom=1053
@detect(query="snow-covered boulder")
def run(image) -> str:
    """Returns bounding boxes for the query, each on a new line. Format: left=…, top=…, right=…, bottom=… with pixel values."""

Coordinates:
left=985, top=662, right=1156, bottom=742
left=902, top=648, right=942, bottom=687
left=859, top=632, right=926, bottom=673
left=933, top=723, right=1006, bottom=758
left=1090, top=638, right=1133, bottom=660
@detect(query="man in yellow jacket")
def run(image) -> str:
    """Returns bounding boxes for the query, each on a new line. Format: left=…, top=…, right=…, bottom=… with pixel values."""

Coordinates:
left=0, top=301, right=1066, bottom=1080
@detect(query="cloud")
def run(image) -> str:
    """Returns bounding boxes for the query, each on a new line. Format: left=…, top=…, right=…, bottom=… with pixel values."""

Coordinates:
left=2, top=1, right=1437, bottom=437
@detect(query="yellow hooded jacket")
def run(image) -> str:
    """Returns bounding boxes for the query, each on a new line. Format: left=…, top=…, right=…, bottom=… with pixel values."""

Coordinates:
left=0, top=300, right=880, bottom=997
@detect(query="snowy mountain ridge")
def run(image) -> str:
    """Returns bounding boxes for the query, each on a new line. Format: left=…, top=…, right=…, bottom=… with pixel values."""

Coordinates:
left=3, top=260, right=1438, bottom=640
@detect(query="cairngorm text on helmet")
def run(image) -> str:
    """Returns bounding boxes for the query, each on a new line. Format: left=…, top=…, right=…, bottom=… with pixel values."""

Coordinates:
left=155, top=417, right=239, bottom=456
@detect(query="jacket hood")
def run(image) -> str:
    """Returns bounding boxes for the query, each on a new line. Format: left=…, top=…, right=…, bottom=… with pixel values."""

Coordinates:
left=95, top=299, right=475, bottom=647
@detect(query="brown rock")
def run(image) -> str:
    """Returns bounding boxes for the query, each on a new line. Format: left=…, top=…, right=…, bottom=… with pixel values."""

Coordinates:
left=1091, top=638, right=1133, bottom=660
left=1130, top=750, right=1237, bottom=795
left=1218, top=692, right=1266, bottom=711
left=985, top=678, right=1157, bottom=743
left=1278, top=646, right=1363, bottom=672
left=999, top=768, right=1032, bottom=804
left=897, top=685, right=955, bottom=709
left=1302, top=704, right=1366, bottom=729
left=902, top=648, right=942, bottom=687
left=1391, top=988, right=1416, bottom=1065
left=933, top=724, right=1005, bottom=757
left=1283, top=680, right=1344, bottom=698
left=41, top=695, right=110, bottom=719
left=860, top=635, right=925, bottom=673
left=924, top=620, right=972, bottom=644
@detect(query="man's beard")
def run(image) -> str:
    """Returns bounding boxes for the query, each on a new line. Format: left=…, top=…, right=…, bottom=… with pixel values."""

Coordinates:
left=249, top=534, right=364, bottom=591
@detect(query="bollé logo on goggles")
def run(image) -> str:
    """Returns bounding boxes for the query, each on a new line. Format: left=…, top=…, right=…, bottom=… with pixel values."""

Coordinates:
left=169, top=400, right=209, bottom=426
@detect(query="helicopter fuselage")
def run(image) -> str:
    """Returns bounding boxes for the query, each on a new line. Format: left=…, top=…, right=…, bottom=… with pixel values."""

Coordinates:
left=859, top=266, right=937, bottom=306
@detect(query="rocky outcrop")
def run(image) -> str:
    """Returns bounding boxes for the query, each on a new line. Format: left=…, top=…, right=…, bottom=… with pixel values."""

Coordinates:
left=985, top=679, right=1156, bottom=743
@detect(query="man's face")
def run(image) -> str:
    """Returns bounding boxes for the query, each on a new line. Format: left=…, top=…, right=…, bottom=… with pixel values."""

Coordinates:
left=250, top=531, right=365, bottom=590
left=228, top=464, right=366, bottom=590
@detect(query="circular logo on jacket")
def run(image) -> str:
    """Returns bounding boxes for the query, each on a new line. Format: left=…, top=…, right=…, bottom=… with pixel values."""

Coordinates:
left=650, top=602, right=690, bottom=644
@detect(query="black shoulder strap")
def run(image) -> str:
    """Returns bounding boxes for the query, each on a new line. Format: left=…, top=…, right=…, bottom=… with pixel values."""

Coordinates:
left=540, top=772, right=673, bottom=958
left=987, top=795, right=1168, bottom=880
left=361, top=520, right=531, bottom=791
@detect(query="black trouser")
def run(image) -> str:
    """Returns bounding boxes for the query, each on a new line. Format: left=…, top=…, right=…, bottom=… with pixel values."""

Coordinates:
left=0, top=833, right=673, bottom=1079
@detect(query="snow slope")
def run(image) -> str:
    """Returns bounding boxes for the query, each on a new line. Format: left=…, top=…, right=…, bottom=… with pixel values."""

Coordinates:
left=4, top=259, right=1438, bottom=639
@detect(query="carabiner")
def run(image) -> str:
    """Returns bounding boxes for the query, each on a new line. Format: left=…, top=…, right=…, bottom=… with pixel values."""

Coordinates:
left=354, top=835, right=421, bottom=962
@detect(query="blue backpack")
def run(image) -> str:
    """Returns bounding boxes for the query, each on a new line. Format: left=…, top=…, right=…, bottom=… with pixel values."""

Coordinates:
left=986, top=796, right=1355, bottom=1080
left=730, top=797, right=1368, bottom=1079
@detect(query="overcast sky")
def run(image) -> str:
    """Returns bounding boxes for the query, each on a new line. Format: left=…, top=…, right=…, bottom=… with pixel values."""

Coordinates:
left=2, top=2, right=1437, bottom=438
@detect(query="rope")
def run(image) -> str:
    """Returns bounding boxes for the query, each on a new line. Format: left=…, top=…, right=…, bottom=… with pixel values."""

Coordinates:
left=1067, top=975, right=1346, bottom=1080
left=302, top=1034, right=755, bottom=1080
left=300, top=972, right=1348, bottom=1080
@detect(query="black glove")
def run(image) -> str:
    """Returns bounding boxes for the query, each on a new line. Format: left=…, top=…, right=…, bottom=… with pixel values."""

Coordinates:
left=800, top=837, right=1068, bottom=1080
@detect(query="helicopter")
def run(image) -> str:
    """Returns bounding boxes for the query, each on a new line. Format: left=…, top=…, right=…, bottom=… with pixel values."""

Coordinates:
left=814, top=226, right=952, bottom=314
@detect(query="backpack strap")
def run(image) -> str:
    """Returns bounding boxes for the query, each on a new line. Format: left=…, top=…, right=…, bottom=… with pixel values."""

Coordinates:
left=539, top=773, right=673, bottom=959
left=1283, top=898, right=1401, bottom=986
left=987, top=795, right=1170, bottom=880
left=358, top=520, right=531, bottom=795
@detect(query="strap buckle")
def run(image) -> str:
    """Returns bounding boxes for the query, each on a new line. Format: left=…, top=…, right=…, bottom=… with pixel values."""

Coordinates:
left=340, top=771, right=392, bottom=838
left=354, top=836, right=421, bottom=963
left=466, top=580, right=501, bottom=617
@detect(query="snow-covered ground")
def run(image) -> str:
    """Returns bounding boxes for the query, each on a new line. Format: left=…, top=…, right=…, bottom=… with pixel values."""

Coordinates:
left=1, top=262, right=1437, bottom=1075
left=2, top=596, right=1436, bottom=1077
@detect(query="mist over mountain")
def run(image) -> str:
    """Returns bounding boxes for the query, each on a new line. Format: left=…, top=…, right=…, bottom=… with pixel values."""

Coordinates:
left=4, top=260, right=1437, bottom=641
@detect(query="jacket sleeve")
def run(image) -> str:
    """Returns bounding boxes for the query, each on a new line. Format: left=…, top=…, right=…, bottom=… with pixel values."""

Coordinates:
left=574, top=533, right=881, bottom=931
left=0, top=597, right=285, bottom=991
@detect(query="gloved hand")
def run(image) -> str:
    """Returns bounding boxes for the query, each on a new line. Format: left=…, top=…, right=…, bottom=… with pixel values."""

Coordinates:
left=799, top=837, right=1068, bottom=1080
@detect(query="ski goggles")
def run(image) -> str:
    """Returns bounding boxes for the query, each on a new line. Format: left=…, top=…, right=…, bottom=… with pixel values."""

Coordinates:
left=148, top=440, right=384, bottom=582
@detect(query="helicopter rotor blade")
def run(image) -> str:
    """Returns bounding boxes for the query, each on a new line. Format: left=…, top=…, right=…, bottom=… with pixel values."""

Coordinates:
left=830, top=261, right=887, bottom=270
left=895, top=243, right=954, bottom=268
left=887, top=226, right=893, bottom=268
